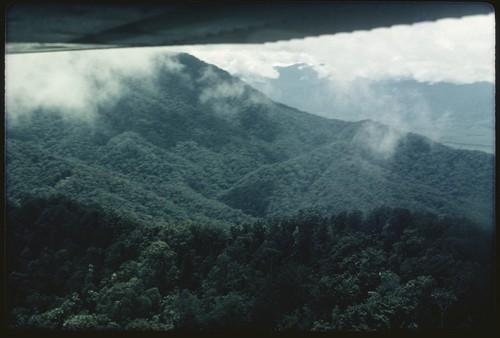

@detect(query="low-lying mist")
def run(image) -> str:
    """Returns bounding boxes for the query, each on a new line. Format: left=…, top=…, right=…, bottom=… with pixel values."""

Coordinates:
left=5, top=48, right=183, bottom=124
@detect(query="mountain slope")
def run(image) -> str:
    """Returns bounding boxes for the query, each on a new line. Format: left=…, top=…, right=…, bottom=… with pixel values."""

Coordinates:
left=5, top=53, right=495, bottom=227
left=248, top=63, right=495, bottom=153
left=220, top=123, right=494, bottom=226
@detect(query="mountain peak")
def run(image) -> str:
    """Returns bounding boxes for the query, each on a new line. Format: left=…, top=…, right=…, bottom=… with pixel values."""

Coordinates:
left=273, top=63, right=321, bottom=83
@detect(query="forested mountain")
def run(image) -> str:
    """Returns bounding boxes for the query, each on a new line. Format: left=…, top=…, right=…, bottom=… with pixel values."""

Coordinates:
left=5, top=53, right=494, bottom=228
left=5, top=52, right=496, bottom=331
left=248, top=63, right=495, bottom=153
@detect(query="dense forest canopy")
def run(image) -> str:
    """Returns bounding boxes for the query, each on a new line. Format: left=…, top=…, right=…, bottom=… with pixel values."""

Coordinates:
left=6, top=196, right=495, bottom=330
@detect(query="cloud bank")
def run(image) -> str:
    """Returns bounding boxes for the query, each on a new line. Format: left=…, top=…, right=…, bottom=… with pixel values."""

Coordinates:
left=173, top=14, right=494, bottom=85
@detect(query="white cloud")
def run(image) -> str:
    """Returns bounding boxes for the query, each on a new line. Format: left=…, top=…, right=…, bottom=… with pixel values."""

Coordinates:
left=5, top=47, right=182, bottom=122
left=352, top=121, right=404, bottom=160
left=171, top=14, right=495, bottom=84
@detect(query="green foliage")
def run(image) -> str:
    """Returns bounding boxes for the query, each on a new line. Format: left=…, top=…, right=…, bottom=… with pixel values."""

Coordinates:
left=6, top=197, right=494, bottom=331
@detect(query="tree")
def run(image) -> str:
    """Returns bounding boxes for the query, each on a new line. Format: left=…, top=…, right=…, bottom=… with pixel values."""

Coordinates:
left=431, top=288, right=457, bottom=330
left=139, top=240, right=179, bottom=293
left=204, top=292, right=255, bottom=329
left=163, top=289, right=202, bottom=330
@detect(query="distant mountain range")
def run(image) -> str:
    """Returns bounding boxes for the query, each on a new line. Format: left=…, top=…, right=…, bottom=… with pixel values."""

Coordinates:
left=5, top=53, right=495, bottom=228
left=247, top=64, right=495, bottom=153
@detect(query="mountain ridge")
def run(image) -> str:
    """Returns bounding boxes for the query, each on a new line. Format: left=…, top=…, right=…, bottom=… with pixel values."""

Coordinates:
left=5, top=53, right=495, bottom=228
left=247, top=63, right=495, bottom=153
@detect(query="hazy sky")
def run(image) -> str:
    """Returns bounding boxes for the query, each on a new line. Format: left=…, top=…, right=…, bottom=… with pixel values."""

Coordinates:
left=168, top=13, right=495, bottom=84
